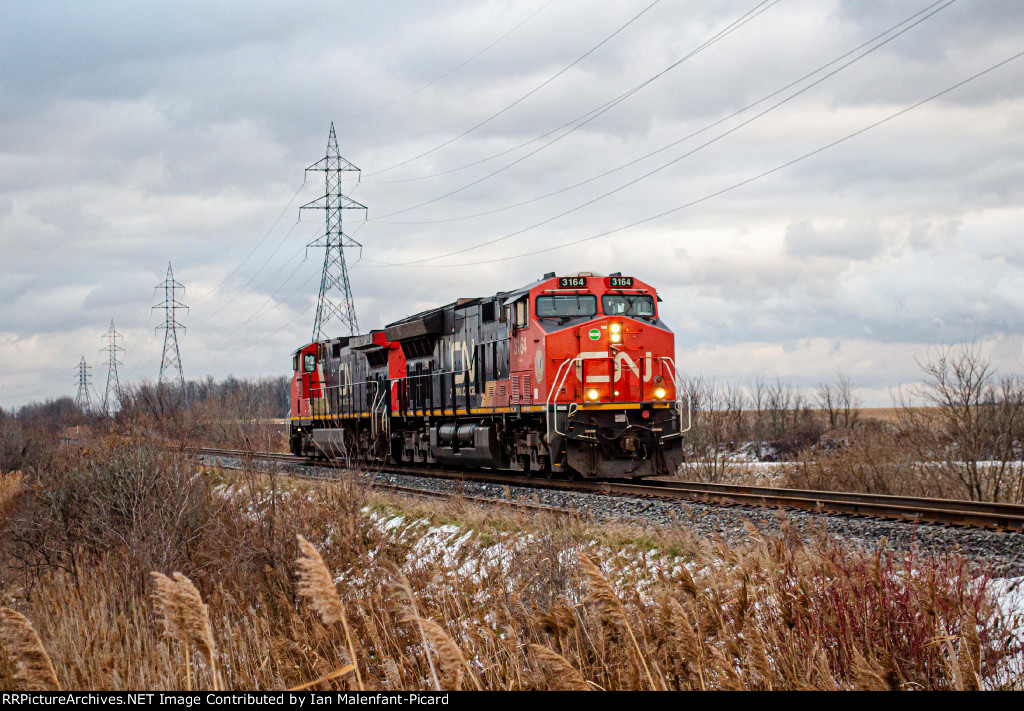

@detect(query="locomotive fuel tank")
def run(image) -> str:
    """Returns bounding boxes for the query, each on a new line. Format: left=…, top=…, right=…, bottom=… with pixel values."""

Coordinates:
left=429, top=422, right=508, bottom=467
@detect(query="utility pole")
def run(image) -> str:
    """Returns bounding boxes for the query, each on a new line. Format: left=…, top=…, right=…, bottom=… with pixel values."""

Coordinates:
left=75, top=356, right=92, bottom=412
left=100, top=319, right=124, bottom=415
left=302, top=122, right=367, bottom=341
left=154, top=262, right=188, bottom=393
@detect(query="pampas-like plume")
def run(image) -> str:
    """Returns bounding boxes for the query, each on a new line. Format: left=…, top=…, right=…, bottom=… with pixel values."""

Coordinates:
left=294, top=535, right=364, bottom=691
left=150, top=572, right=223, bottom=691
left=528, top=644, right=590, bottom=691
left=418, top=617, right=482, bottom=691
left=151, top=572, right=192, bottom=690
left=667, top=597, right=705, bottom=690
left=743, top=613, right=772, bottom=690
left=151, top=572, right=185, bottom=640
left=389, top=570, right=441, bottom=691
left=170, top=574, right=219, bottom=681
left=577, top=552, right=658, bottom=690
left=295, top=535, right=345, bottom=625
left=851, top=649, right=889, bottom=691
left=0, top=608, right=60, bottom=691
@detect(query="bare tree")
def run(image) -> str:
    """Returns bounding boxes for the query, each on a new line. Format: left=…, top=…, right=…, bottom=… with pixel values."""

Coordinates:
left=817, top=374, right=861, bottom=430
left=683, top=376, right=747, bottom=482
left=816, top=380, right=838, bottom=429
left=747, top=376, right=767, bottom=459
left=836, top=373, right=860, bottom=429
left=896, top=343, right=1024, bottom=502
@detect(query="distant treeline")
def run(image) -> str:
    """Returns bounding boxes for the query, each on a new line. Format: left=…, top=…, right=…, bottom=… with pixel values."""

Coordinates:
left=0, top=375, right=291, bottom=471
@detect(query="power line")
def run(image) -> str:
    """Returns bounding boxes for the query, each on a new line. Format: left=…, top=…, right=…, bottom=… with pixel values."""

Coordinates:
left=205, top=220, right=369, bottom=348
left=365, top=0, right=780, bottom=220
left=374, top=0, right=954, bottom=228
left=205, top=254, right=318, bottom=347
left=365, top=0, right=779, bottom=189
left=334, top=0, right=558, bottom=124
left=359, top=48, right=1024, bottom=269
left=190, top=217, right=306, bottom=326
left=365, top=0, right=666, bottom=178
left=189, top=181, right=310, bottom=304
left=367, top=0, right=958, bottom=267
left=227, top=294, right=319, bottom=352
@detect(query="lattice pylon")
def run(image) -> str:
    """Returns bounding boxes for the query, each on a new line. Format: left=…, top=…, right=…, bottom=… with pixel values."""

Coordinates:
left=301, top=123, right=367, bottom=341
left=154, top=262, right=187, bottom=392
left=75, top=356, right=92, bottom=412
left=100, top=319, right=124, bottom=415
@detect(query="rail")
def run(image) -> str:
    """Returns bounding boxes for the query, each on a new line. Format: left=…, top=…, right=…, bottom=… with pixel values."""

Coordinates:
left=189, top=446, right=1024, bottom=532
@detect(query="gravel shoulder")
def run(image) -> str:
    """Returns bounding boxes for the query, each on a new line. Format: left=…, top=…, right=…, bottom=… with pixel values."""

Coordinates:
left=201, top=454, right=1024, bottom=576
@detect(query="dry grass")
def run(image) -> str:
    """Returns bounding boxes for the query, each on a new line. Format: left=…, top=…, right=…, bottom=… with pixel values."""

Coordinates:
left=0, top=470, right=24, bottom=515
left=150, top=572, right=223, bottom=691
left=0, top=435, right=1021, bottom=691
left=0, top=608, right=60, bottom=690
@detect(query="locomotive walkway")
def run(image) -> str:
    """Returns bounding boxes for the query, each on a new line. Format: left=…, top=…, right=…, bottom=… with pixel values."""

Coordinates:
left=189, top=447, right=1024, bottom=532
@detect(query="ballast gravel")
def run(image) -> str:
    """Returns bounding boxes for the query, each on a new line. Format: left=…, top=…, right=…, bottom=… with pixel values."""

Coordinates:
left=201, top=454, right=1024, bottom=577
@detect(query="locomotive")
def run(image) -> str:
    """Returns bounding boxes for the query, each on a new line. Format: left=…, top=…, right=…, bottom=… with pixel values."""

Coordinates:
left=289, top=272, right=689, bottom=479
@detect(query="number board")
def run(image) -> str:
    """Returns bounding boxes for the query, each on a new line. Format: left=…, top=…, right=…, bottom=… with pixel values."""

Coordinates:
left=608, top=276, right=634, bottom=288
left=557, top=276, right=588, bottom=288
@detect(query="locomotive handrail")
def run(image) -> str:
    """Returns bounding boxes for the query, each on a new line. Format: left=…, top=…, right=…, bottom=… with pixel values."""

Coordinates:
left=658, top=356, right=692, bottom=435
left=543, top=354, right=691, bottom=440
left=545, top=356, right=583, bottom=437
left=370, top=382, right=390, bottom=439
left=388, top=369, right=466, bottom=416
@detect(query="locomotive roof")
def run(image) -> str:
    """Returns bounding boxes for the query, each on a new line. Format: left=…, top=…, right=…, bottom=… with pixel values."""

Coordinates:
left=382, top=274, right=573, bottom=341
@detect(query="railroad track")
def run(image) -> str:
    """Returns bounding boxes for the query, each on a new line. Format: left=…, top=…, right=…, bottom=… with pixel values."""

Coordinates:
left=192, top=447, right=569, bottom=516
left=187, top=447, right=1024, bottom=532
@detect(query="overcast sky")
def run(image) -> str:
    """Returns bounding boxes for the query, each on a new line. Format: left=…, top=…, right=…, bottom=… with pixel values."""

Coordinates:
left=2, top=0, right=1023, bottom=409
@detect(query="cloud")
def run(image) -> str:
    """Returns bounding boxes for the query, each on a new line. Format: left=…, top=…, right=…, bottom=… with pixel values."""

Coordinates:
left=1, top=0, right=1023, bottom=408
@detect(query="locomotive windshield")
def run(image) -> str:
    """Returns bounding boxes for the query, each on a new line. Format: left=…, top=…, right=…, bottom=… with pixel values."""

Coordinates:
left=602, top=294, right=655, bottom=317
left=536, top=294, right=597, bottom=318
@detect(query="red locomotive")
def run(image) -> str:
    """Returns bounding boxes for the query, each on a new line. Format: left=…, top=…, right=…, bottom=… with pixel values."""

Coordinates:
left=289, top=272, right=688, bottom=479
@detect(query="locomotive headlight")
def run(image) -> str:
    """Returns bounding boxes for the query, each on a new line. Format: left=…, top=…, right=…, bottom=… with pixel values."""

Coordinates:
left=609, top=323, right=621, bottom=334
left=654, top=387, right=667, bottom=399
left=610, top=332, right=621, bottom=343
left=587, top=389, right=600, bottom=401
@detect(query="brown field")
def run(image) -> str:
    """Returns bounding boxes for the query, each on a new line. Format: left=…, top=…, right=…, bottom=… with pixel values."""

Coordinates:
left=2, top=346, right=1023, bottom=690
left=0, top=437, right=1022, bottom=691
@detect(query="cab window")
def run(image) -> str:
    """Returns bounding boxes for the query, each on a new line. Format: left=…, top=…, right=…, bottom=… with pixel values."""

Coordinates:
left=303, top=353, right=317, bottom=373
left=292, top=354, right=299, bottom=372
left=536, top=294, right=597, bottom=318
left=513, top=299, right=529, bottom=329
left=602, top=294, right=655, bottom=317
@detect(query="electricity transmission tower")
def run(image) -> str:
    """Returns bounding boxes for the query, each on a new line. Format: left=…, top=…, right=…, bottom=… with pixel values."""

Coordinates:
left=100, top=319, right=124, bottom=415
left=301, top=122, right=367, bottom=341
left=154, top=262, right=188, bottom=393
left=75, top=356, right=92, bottom=412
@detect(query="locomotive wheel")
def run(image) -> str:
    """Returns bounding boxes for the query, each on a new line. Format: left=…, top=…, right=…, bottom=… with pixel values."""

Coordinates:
left=539, top=455, right=554, bottom=479
left=518, top=454, right=533, bottom=478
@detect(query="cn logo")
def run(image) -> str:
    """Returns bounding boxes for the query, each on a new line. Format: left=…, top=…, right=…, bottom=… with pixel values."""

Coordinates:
left=576, top=352, right=653, bottom=383
left=614, top=351, right=653, bottom=383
